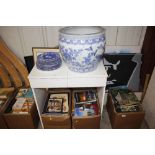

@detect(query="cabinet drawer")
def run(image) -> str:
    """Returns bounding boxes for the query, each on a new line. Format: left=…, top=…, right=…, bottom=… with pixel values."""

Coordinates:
left=41, top=115, right=71, bottom=129
left=72, top=115, right=101, bottom=129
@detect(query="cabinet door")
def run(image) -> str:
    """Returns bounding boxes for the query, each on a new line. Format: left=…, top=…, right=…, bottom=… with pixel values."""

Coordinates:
left=116, top=26, right=143, bottom=45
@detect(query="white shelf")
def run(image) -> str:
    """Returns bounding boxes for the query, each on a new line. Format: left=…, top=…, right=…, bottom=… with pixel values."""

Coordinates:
left=28, top=61, right=107, bottom=88
left=28, top=61, right=107, bottom=128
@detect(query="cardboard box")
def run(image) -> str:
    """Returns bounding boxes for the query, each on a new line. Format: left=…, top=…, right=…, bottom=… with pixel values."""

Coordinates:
left=4, top=101, right=39, bottom=129
left=3, top=88, right=39, bottom=129
left=0, top=88, right=16, bottom=129
left=106, top=94, right=145, bottom=129
left=41, top=89, right=72, bottom=129
left=72, top=88, right=101, bottom=129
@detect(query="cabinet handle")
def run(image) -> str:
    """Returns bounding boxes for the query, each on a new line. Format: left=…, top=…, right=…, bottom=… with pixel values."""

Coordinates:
left=75, top=120, right=78, bottom=123
left=50, top=117, right=53, bottom=121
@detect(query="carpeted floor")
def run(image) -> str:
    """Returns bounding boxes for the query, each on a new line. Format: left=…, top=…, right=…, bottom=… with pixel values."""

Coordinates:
left=100, top=106, right=148, bottom=129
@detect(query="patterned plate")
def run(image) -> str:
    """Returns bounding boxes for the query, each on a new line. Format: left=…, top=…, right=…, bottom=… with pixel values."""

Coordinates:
left=36, top=52, right=62, bottom=71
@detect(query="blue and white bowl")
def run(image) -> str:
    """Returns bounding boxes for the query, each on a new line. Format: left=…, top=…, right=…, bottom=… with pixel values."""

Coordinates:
left=36, top=52, right=62, bottom=71
left=59, top=26, right=105, bottom=73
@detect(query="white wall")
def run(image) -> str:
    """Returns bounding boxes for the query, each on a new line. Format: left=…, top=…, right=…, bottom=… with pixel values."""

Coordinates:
left=142, top=67, right=155, bottom=128
left=0, top=26, right=146, bottom=63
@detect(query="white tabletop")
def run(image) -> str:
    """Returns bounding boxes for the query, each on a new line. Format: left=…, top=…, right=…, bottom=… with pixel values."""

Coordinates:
left=28, top=61, right=107, bottom=88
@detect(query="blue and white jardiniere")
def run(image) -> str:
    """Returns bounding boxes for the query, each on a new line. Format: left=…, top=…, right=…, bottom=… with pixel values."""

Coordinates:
left=59, top=26, right=105, bottom=73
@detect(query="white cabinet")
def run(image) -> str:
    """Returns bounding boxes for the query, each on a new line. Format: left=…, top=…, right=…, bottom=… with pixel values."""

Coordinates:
left=28, top=62, right=107, bottom=128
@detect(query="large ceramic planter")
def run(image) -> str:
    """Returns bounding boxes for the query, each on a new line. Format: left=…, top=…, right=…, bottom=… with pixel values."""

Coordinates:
left=59, top=26, right=105, bottom=73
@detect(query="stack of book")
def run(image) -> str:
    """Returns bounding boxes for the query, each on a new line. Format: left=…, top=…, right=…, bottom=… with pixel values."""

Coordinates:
left=73, top=89, right=99, bottom=117
left=12, top=88, right=34, bottom=114
left=109, top=87, right=142, bottom=113
left=44, top=93, right=69, bottom=115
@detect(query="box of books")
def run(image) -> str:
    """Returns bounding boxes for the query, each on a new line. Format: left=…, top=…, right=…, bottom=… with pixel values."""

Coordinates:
left=106, top=87, right=145, bottom=129
left=0, top=87, right=16, bottom=129
left=41, top=89, right=71, bottom=129
left=72, top=88, right=101, bottom=129
left=3, top=88, right=39, bottom=129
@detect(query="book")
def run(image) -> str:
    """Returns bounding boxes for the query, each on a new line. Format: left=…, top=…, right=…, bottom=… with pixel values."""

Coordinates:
left=74, top=102, right=99, bottom=117
left=50, top=93, right=69, bottom=113
left=74, top=90, right=97, bottom=104
left=16, top=88, right=34, bottom=99
left=109, top=87, right=142, bottom=113
left=12, top=98, right=26, bottom=113
left=16, top=89, right=28, bottom=98
left=12, top=98, right=33, bottom=113
left=46, top=98, right=63, bottom=113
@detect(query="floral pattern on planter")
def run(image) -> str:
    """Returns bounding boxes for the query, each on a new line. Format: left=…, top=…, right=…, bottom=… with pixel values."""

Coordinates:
left=59, top=34, right=105, bottom=73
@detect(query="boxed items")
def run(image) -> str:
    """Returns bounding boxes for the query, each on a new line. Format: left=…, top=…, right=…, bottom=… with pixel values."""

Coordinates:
left=106, top=87, right=145, bottom=129
left=41, top=89, right=71, bottom=129
left=3, top=88, right=39, bottom=129
left=72, top=88, right=101, bottom=129
left=0, top=87, right=16, bottom=129
left=12, top=88, right=34, bottom=114
left=16, top=88, right=34, bottom=100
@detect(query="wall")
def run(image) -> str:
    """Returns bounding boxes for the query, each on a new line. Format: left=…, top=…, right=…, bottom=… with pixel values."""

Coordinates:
left=142, top=67, right=155, bottom=128
left=0, top=26, right=146, bottom=63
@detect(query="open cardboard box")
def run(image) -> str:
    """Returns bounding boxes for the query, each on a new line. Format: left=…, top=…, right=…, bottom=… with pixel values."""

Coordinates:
left=106, top=94, right=145, bottom=129
left=0, top=87, right=16, bottom=129
left=72, top=88, right=101, bottom=129
left=3, top=87, right=39, bottom=129
left=41, top=88, right=72, bottom=129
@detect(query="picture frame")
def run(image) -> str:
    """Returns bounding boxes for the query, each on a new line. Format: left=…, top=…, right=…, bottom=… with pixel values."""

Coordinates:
left=32, top=47, right=60, bottom=65
left=50, top=93, right=69, bottom=113
left=46, top=98, right=63, bottom=113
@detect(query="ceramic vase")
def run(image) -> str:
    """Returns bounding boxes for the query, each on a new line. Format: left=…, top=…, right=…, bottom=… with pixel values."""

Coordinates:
left=59, top=26, right=105, bottom=73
